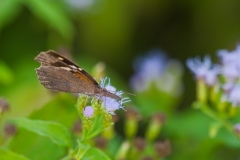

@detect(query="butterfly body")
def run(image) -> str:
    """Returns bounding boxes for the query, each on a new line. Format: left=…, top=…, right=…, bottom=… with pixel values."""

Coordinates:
left=35, top=50, right=121, bottom=101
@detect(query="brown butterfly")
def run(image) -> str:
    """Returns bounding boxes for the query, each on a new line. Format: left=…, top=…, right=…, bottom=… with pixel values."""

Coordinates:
left=34, top=50, right=121, bottom=101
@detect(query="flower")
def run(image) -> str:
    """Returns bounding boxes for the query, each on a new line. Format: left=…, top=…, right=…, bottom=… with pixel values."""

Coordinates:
left=228, top=85, right=240, bottom=106
left=105, top=85, right=116, bottom=92
left=99, top=77, right=130, bottom=114
left=217, top=45, right=240, bottom=81
left=83, top=106, right=94, bottom=118
left=130, top=50, right=167, bottom=92
left=186, top=55, right=212, bottom=79
left=130, top=49, right=182, bottom=93
left=204, top=67, right=220, bottom=86
left=218, top=46, right=240, bottom=66
left=187, top=55, right=221, bottom=86
left=101, top=91, right=130, bottom=115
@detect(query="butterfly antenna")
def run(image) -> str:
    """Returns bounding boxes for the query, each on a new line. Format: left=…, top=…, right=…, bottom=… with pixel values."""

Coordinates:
left=122, top=92, right=135, bottom=96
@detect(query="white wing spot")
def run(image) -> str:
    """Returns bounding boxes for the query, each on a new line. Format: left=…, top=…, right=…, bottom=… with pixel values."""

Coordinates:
left=70, top=65, right=77, bottom=69
left=78, top=68, right=83, bottom=71
left=58, top=57, right=64, bottom=60
left=60, top=67, right=71, bottom=71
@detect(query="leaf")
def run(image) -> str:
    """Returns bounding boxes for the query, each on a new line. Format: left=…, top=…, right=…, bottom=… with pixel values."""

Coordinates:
left=10, top=117, right=72, bottom=147
left=0, top=0, right=21, bottom=31
left=24, top=0, right=74, bottom=41
left=0, top=149, right=30, bottom=160
left=74, top=141, right=90, bottom=160
left=82, top=148, right=111, bottom=160
left=9, top=126, right=66, bottom=160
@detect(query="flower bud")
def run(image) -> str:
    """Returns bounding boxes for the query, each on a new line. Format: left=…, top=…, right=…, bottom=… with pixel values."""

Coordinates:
left=95, top=136, right=108, bottom=150
left=125, top=108, right=140, bottom=139
left=134, top=137, right=146, bottom=151
left=72, top=120, right=82, bottom=134
left=145, top=113, right=165, bottom=142
left=196, top=79, right=207, bottom=103
left=83, top=106, right=94, bottom=118
left=155, top=140, right=171, bottom=158
left=4, top=123, right=16, bottom=137
left=0, top=98, right=9, bottom=115
left=76, top=94, right=87, bottom=115
left=116, top=141, right=130, bottom=160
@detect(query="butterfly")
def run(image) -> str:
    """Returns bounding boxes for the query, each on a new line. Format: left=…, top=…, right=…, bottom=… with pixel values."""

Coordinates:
left=34, top=50, right=121, bottom=101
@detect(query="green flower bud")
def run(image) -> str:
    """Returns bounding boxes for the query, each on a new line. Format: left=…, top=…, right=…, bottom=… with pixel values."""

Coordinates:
left=125, top=108, right=140, bottom=140
left=116, top=141, right=130, bottom=160
left=197, top=79, right=207, bottom=103
left=76, top=94, right=87, bottom=115
left=146, top=113, right=165, bottom=142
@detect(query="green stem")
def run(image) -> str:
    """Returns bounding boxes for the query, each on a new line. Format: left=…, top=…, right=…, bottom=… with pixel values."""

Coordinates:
left=199, top=103, right=233, bottom=132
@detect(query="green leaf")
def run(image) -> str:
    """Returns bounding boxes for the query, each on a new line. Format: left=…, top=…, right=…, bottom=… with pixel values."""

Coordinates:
left=0, top=149, right=30, bottom=160
left=75, top=141, right=90, bottom=160
left=10, top=117, right=72, bottom=147
left=24, top=0, right=74, bottom=41
left=9, top=127, right=66, bottom=160
left=82, top=148, right=111, bottom=160
left=0, top=0, right=21, bottom=31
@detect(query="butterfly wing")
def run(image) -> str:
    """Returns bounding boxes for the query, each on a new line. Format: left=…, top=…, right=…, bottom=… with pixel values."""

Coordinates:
left=35, top=50, right=122, bottom=100
left=36, top=66, right=96, bottom=94
left=34, top=50, right=99, bottom=86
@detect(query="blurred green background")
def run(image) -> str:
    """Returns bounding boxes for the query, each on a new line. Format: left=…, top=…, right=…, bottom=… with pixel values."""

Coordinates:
left=2, top=0, right=240, bottom=108
left=1, top=0, right=240, bottom=159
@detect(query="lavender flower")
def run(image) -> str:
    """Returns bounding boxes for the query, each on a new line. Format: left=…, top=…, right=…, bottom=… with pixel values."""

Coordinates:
left=221, top=64, right=239, bottom=81
left=187, top=44, right=240, bottom=106
left=228, top=86, right=240, bottom=106
left=130, top=49, right=182, bottom=93
left=83, top=106, right=94, bottom=118
left=187, top=55, right=220, bottom=86
left=99, top=77, right=130, bottom=114
left=217, top=45, right=240, bottom=81
left=187, top=55, right=212, bottom=79
left=218, top=46, right=240, bottom=66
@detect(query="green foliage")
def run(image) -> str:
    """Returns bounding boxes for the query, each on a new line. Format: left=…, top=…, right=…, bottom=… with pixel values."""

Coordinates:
left=24, top=0, right=74, bottom=41
left=1, top=0, right=240, bottom=159
left=10, top=117, right=72, bottom=147
left=83, top=147, right=111, bottom=160
left=0, top=149, right=30, bottom=160
left=0, top=0, right=21, bottom=31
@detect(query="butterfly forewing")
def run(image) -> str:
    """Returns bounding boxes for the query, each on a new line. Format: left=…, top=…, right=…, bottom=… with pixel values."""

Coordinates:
left=36, top=66, right=96, bottom=94
left=35, top=50, right=122, bottom=101
left=35, top=50, right=98, bottom=86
